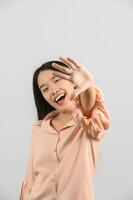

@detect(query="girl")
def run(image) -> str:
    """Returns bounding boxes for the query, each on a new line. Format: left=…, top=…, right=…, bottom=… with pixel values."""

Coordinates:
left=19, top=56, right=111, bottom=200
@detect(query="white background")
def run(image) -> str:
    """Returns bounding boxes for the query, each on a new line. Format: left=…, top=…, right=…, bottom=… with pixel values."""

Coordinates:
left=0, top=0, right=133, bottom=199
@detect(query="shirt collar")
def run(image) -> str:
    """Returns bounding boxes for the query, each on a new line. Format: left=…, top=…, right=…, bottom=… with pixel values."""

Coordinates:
left=41, top=109, right=76, bottom=134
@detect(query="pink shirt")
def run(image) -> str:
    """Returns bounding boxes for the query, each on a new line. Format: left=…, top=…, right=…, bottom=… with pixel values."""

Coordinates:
left=19, top=85, right=111, bottom=200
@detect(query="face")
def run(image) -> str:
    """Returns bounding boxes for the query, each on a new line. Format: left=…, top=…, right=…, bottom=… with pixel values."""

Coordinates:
left=37, top=69, right=76, bottom=113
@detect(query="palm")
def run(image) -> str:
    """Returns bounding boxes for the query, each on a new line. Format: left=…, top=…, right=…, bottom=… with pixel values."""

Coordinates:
left=52, top=56, right=94, bottom=100
left=71, top=67, right=90, bottom=86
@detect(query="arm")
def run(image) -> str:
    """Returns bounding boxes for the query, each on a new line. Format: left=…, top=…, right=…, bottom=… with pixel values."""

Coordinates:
left=79, top=82, right=96, bottom=118
left=73, top=85, right=111, bottom=141
left=83, top=85, right=111, bottom=140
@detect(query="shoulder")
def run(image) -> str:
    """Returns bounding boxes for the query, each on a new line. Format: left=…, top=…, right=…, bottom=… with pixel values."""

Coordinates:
left=31, top=120, right=43, bottom=134
left=32, top=120, right=43, bottom=127
left=32, top=119, right=49, bottom=132
left=29, top=120, right=43, bottom=139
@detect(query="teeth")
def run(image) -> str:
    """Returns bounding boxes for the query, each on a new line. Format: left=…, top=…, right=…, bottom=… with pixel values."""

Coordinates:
left=55, top=93, right=66, bottom=102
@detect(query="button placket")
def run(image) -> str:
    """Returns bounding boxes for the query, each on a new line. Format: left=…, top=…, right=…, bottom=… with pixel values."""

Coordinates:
left=53, top=133, right=61, bottom=163
left=50, top=173, right=57, bottom=200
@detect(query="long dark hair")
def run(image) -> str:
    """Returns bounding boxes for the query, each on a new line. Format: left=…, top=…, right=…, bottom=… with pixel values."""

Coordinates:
left=33, top=60, right=69, bottom=120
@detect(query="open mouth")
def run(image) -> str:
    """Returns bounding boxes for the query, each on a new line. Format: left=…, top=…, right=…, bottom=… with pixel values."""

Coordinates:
left=54, top=92, right=67, bottom=105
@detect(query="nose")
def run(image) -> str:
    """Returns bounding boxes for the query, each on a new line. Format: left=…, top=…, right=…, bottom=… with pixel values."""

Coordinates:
left=51, top=88, right=60, bottom=100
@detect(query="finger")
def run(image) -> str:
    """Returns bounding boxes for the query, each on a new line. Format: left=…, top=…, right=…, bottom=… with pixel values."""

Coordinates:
left=52, top=63, right=72, bottom=75
left=67, top=57, right=82, bottom=68
left=59, top=56, right=77, bottom=70
left=52, top=71, right=71, bottom=81
left=73, top=90, right=81, bottom=99
left=70, top=91, right=75, bottom=101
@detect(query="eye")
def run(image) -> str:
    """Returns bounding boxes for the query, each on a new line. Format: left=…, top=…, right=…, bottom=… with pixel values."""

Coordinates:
left=42, top=79, right=61, bottom=93
left=43, top=88, right=48, bottom=92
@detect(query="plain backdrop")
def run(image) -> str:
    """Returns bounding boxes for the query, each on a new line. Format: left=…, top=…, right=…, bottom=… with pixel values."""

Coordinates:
left=0, top=0, right=133, bottom=199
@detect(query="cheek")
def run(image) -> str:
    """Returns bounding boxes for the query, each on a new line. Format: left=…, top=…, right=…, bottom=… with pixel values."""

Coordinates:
left=42, top=92, right=48, bottom=101
left=42, top=93, right=53, bottom=104
left=62, top=80, right=74, bottom=90
left=65, top=83, right=75, bottom=92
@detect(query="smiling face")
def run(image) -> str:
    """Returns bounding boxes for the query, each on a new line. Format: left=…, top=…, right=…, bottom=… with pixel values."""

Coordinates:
left=37, top=69, right=76, bottom=113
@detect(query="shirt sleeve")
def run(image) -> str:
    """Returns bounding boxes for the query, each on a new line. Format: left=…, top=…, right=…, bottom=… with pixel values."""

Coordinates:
left=19, top=123, right=38, bottom=200
left=72, top=85, right=111, bottom=141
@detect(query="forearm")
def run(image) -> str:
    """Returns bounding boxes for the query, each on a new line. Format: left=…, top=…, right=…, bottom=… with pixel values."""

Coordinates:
left=79, top=83, right=96, bottom=118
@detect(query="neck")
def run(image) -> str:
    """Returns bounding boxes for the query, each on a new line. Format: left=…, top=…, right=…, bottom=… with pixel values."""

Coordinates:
left=55, top=110, right=73, bottom=121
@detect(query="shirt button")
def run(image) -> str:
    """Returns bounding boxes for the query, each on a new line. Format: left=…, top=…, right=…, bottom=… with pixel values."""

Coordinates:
left=51, top=174, right=56, bottom=182
left=52, top=195, right=56, bottom=200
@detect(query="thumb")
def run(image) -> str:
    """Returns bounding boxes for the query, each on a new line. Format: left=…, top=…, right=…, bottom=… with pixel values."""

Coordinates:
left=70, top=88, right=79, bottom=100
left=70, top=91, right=75, bottom=101
left=73, top=89, right=80, bottom=99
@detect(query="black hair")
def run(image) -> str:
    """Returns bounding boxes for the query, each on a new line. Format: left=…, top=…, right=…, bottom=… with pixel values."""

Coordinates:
left=32, top=60, right=69, bottom=120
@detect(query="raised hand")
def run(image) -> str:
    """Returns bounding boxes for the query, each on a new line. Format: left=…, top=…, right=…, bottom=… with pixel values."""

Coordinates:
left=52, top=56, right=94, bottom=100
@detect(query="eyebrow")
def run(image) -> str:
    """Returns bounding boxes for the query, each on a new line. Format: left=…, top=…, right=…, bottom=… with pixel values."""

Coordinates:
left=39, top=75, right=56, bottom=90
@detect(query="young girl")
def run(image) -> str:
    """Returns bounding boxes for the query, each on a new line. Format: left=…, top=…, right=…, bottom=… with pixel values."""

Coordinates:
left=19, top=56, right=111, bottom=200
